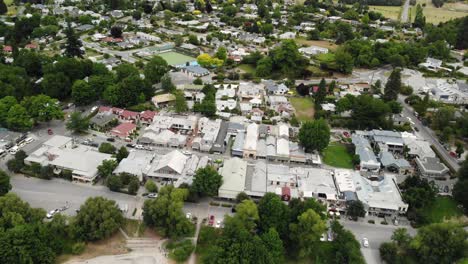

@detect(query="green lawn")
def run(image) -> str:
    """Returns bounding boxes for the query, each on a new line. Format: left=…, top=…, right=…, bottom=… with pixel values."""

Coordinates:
left=157, top=51, right=197, bottom=66
left=238, top=64, right=256, bottom=74
left=421, top=196, right=463, bottom=224
left=290, top=97, right=315, bottom=123
left=322, top=142, right=354, bottom=169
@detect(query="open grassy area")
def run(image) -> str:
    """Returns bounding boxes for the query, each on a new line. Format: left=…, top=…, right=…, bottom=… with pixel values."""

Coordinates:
left=295, top=37, right=339, bottom=52
left=411, top=0, right=468, bottom=24
left=369, top=5, right=402, bottom=20
left=290, top=97, right=315, bottom=122
left=322, top=142, right=354, bottom=169
left=157, top=51, right=197, bottom=66
left=421, top=196, right=463, bottom=224
left=238, top=64, right=256, bottom=74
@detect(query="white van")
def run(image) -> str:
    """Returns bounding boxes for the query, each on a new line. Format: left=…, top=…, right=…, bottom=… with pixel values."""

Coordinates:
left=9, top=146, right=18, bottom=154
left=25, top=137, right=34, bottom=144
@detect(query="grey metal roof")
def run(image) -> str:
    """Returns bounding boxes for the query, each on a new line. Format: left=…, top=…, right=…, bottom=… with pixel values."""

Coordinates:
left=212, top=120, right=228, bottom=153
left=183, top=65, right=209, bottom=75
left=232, top=132, right=245, bottom=151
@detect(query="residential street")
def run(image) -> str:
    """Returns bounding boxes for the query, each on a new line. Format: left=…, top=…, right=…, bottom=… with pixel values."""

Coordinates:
left=398, top=95, right=461, bottom=172
left=401, top=0, right=410, bottom=23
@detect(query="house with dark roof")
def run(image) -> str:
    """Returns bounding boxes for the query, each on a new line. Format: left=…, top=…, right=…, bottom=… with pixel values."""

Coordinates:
left=181, top=65, right=210, bottom=77
left=415, top=157, right=449, bottom=178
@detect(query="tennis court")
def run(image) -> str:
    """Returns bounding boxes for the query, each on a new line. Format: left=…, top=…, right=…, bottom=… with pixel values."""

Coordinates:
left=157, top=51, right=197, bottom=66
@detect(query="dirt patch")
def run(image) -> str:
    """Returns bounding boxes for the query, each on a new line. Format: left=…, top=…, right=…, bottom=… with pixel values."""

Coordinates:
left=58, top=233, right=129, bottom=264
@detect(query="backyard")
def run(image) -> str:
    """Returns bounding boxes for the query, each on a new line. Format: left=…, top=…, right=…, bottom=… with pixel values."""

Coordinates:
left=421, top=196, right=463, bottom=224
left=322, top=142, right=354, bottom=169
left=290, top=97, right=315, bottom=123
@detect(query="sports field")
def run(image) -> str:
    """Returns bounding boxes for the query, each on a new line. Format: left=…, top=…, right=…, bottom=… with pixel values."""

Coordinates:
left=157, top=51, right=197, bottom=66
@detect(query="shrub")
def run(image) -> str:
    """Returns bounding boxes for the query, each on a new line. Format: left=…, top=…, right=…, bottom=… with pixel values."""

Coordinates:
left=209, top=201, right=220, bottom=206
left=381, top=221, right=388, bottom=225
left=368, top=220, right=375, bottom=224
left=167, top=240, right=195, bottom=263
left=221, top=203, right=232, bottom=208
left=71, top=242, right=86, bottom=255
left=145, top=180, right=158, bottom=193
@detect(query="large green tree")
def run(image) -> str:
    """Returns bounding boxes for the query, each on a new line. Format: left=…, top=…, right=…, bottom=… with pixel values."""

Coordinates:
left=21, top=95, right=63, bottom=122
left=7, top=104, right=33, bottom=131
left=97, top=159, right=118, bottom=178
left=413, top=4, right=426, bottom=29
left=73, top=197, right=124, bottom=241
left=191, top=166, right=223, bottom=197
left=298, top=118, right=330, bottom=152
left=66, top=112, right=89, bottom=133
left=143, top=186, right=194, bottom=238
left=72, top=80, right=97, bottom=105
left=41, top=73, right=72, bottom=100
left=258, top=193, right=290, bottom=238
left=64, top=22, right=83, bottom=58
left=384, top=69, right=401, bottom=101
left=144, top=56, right=169, bottom=84
left=289, top=209, right=327, bottom=258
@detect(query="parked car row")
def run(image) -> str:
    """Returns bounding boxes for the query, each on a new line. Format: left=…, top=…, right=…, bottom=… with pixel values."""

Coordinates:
left=3, top=136, right=35, bottom=155
left=81, top=139, right=99, bottom=147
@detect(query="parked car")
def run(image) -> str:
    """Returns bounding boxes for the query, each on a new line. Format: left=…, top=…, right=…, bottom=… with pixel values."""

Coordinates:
left=209, top=215, right=215, bottom=226
left=47, top=128, right=53, bottom=135
left=320, top=233, right=327, bottom=242
left=147, top=193, right=158, bottom=198
left=444, top=185, right=449, bottom=193
left=46, top=209, right=60, bottom=219
left=362, top=238, right=369, bottom=248
left=186, top=213, right=192, bottom=219
left=182, top=150, right=191, bottom=155
left=8, top=146, right=18, bottom=154
left=449, top=152, right=457, bottom=158
left=215, top=220, right=221, bottom=228
left=106, top=137, right=115, bottom=142
left=126, top=144, right=135, bottom=148
left=25, top=137, right=34, bottom=144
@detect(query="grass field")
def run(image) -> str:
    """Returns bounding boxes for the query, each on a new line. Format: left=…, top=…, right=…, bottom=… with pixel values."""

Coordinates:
left=421, top=196, right=463, bottom=224
left=411, top=0, right=468, bottom=24
left=369, top=5, right=402, bottom=20
left=290, top=97, right=315, bottom=122
left=157, top=51, right=197, bottom=66
left=295, top=37, right=339, bottom=52
left=322, top=142, right=354, bottom=169
left=238, top=64, right=256, bottom=74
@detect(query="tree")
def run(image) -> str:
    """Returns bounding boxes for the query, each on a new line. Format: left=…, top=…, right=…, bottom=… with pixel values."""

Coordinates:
left=432, top=107, right=455, bottom=131
left=73, top=197, right=124, bottom=241
left=0, top=0, right=7, bottom=15
left=289, top=209, right=327, bottom=258
left=71, top=80, right=96, bottom=105
left=127, top=177, right=139, bottom=195
left=97, top=160, right=118, bottom=178
left=143, top=186, right=194, bottom=238
left=161, top=74, right=175, bottom=92
left=7, top=150, right=27, bottom=173
left=215, top=46, right=227, bottom=61
left=107, top=175, right=122, bottom=191
left=455, top=17, right=468, bottom=50
left=453, top=160, right=468, bottom=212
left=145, top=180, right=158, bottom=193
left=270, top=40, right=308, bottom=77
left=331, top=220, right=365, bottom=264
left=411, top=223, right=467, bottom=264
left=347, top=200, right=365, bottom=220
left=66, top=112, right=89, bottom=134
left=350, top=95, right=392, bottom=130
left=192, top=166, right=222, bottom=197
left=21, top=95, right=63, bottom=123
left=6, top=104, right=33, bottom=131
left=335, top=48, right=354, bottom=74
left=116, top=146, right=129, bottom=162
left=413, top=4, right=426, bottom=29
left=258, top=193, right=290, bottom=238
left=298, top=119, right=330, bottom=152
left=39, top=165, right=54, bottom=180
left=144, top=56, right=169, bottom=84
left=41, top=73, right=71, bottom=100
left=255, top=57, right=273, bottom=77
left=174, top=91, right=188, bottom=113
left=315, top=78, right=327, bottom=106
left=296, top=83, right=310, bottom=96
left=115, top=63, right=139, bottom=81
left=64, top=22, right=83, bottom=58
left=0, top=170, right=11, bottom=196
left=384, top=69, right=401, bottom=101
left=110, top=26, right=122, bottom=38
left=236, top=191, right=250, bottom=203
left=99, top=142, right=116, bottom=154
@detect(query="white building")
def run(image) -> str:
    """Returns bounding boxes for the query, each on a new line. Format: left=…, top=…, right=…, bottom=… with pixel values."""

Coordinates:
left=299, top=46, right=329, bottom=56
left=218, top=158, right=248, bottom=199
left=243, top=123, right=258, bottom=159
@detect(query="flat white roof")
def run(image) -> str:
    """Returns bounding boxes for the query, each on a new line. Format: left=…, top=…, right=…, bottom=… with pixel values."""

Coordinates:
left=219, top=158, right=248, bottom=199
left=243, top=123, right=258, bottom=151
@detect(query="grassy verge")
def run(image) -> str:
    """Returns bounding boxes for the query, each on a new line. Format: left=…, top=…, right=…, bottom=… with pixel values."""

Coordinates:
left=290, top=97, right=315, bottom=123
left=421, top=196, right=463, bottom=224
left=322, top=142, right=354, bottom=169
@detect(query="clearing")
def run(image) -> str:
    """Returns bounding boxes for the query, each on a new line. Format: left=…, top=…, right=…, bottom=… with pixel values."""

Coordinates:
left=421, top=196, right=463, bottom=224
left=57, top=232, right=128, bottom=264
left=411, top=0, right=468, bottom=24
left=290, top=97, right=315, bottom=123
left=369, top=5, right=402, bottom=20
left=295, top=37, right=339, bottom=52
left=238, top=64, right=256, bottom=74
left=322, top=142, right=354, bottom=169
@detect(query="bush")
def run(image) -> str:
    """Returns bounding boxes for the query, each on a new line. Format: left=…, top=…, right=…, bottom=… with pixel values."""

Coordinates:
left=167, top=239, right=194, bottom=263
left=381, top=221, right=388, bottom=225
left=145, top=180, right=158, bottom=193
left=368, top=220, right=375, bottom=224
left=99, top=142, right=116, bottom=154
left=71, top=242, right=86, bottom=255
left=209, top=201, right=220, bottom=206
left=221, top=203, right=232, bottom=208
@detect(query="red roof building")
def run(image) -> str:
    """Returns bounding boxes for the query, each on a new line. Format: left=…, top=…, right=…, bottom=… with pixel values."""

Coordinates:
left=118, top=110, right=139, bottom=122
left=98, top=106, right=113, bottom=113
left=110, top=123, right=136, bottom=138
left=139, top=110, right=157, bottom=124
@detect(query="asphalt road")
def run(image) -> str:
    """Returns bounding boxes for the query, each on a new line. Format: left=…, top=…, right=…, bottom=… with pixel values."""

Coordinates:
left=398, top=95, right=460, bottom=172
left=401, top=0, right=410, bottom=23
